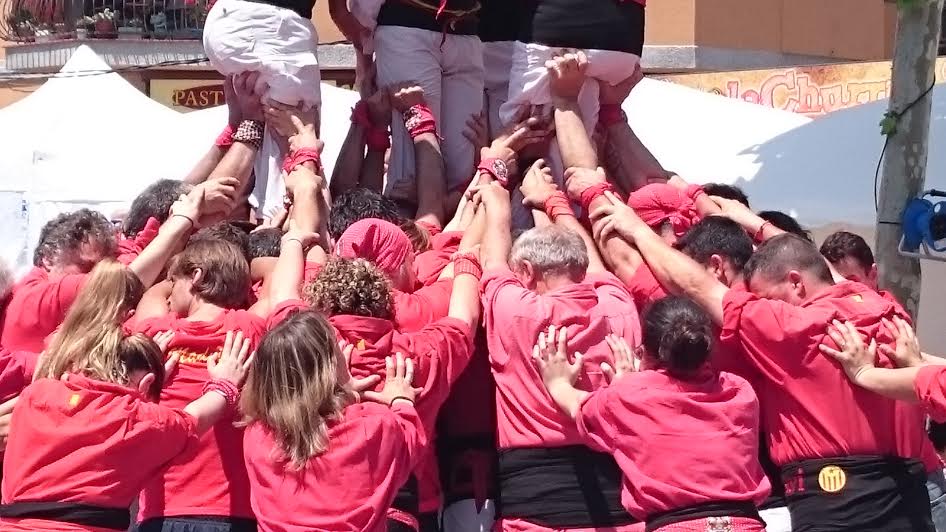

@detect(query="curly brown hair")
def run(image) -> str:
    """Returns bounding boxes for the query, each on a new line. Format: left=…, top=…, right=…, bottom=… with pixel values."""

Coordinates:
left=304, top=258, right=395, bottom=320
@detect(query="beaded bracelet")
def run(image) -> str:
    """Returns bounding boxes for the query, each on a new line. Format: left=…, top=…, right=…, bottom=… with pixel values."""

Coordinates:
left=233, top=120, right=264, bottom=150
left=202, top=378, right=240, bottom=409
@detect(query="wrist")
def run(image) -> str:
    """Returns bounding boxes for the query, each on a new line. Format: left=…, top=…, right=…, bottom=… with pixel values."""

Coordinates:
left=390, top=396, right=415, bottom=407
left=403, top=104, right=437, bottom=139
left=552, top=95, right=580, bottom=110
left=170, top=213, right=196, bottom=229
left=202, top=378, right=241, bottom=409
left=598, top=104, right=627, bottom=128
left=544, top=191, right=574, bottom=221
left=478, top=157, right=510, bottom=188
left=232, top=119, right=264, bottom=150
left=851, top=365, right=876, bottom=386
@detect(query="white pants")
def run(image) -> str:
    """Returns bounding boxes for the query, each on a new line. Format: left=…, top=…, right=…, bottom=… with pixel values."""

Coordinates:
left=499, top=42, right=639, bottom=133
left=375, top=25, right=485, bottom=200
left=441, top=499, right=496, bottom=532
left=758, top=505, right=792, bottom=532
left=203, top=0, right=321, bottom=215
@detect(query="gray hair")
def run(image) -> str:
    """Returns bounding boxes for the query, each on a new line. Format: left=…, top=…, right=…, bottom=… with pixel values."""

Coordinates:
left=510, top=226, right=589, bottom=280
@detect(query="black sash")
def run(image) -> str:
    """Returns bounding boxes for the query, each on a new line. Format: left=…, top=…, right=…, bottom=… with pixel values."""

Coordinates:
left=0, top=501, right=129, bottom=530
left=387, top=475, right=420, bottom=532
left=781, top=455, right=933, bottom=532
left=378, top=1, right=479, bottom=35
left=645, top=501, right=761, bottom=532
left=497, top=445, right=637, bottom=528
left=137, top=516, right=258, bottom=532
left=438, top=434, right=498, bottom=505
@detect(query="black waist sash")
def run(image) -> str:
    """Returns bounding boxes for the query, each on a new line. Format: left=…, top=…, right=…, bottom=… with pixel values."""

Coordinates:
left=0, top=501, right=129, bottom=530
left=378, top=1, right=479, bottom=35
left=781, top=455, right=933, bottom=532
left=645, top=501, right=761, bottom=532
left=497, top=446, right=637, bottom=528
left=387, top=475, right=420, bottom=532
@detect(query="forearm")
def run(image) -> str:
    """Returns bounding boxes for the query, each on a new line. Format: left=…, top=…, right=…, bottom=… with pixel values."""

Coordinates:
left=209, top=142, right=256, bottom=197
left=599, top=234, right=644, bottom=284
left=291, top=181, right=325, bottom=237
left=447, top=274, right=481, bottom=328
left=482, top=203, right=513, bottom=271
left=266, top=240, right=306, bottom=304
left=854, top=366, right=923, bottom=403
left=922, top=353, right=946, bottom=366
left=330, top=123, right=368, bottom=199
left=554, top=101, right=597, bottom=169
left=183, top=146, right=226, bottom=185
left=359, top=150, right=386, bottom=193
left=128, top=217, right=192, bottom=287
left=631, top=225, right=726, bottom=324
left=555, top=214, right=606, bottom=273
left=413, top=133, right=447, bottom=229
left=533, top=210, right=553, bottom=228
left=183, top=393, right=229, bottom=434
left=547, top=380, right=588, bottom=420
left=605, top=123, right=664, bottom=192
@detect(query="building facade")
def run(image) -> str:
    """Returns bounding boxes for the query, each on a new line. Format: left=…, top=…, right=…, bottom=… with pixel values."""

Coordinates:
left=0, top=0, right=918, bottom=111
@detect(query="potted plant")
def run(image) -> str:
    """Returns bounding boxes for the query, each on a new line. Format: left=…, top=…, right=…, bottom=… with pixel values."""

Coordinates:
left=92, top=9, right=117, bottom=38
left=118, top=17, right=144, bottom=40
left=6, top=9, right=36, bottom=41
left=75, top=16, right=93, bottom=39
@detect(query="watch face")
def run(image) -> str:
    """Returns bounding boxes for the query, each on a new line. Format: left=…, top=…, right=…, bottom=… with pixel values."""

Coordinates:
left=492, top=159, right=509, bottom=180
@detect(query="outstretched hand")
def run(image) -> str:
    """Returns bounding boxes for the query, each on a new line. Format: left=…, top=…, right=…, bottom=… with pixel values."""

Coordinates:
left=207, top=330, right=255, bottom=388
left=880, top=316, right=923, bottom=368
left=532, top=325, right=582, bottom=390
left=547, top=51, right=589, bottom=103
left=361, top=353, right=422, bottom=405
left=601, top=334, right=637, bottom=383
left=819, top=320, right=877, bottom=384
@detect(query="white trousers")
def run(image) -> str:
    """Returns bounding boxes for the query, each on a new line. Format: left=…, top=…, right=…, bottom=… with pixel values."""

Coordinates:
left=374, top=25, right=485, bottom=200
left=441, top=499, right=496, bottom=532
left=499, top=42, right=639, bottom=132
left=758, top=505, right=792, bottom=532
left=203, top=0, right=321, bottom=215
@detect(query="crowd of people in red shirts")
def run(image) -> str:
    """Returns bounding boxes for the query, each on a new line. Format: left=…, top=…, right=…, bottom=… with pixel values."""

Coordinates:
left=3, top=42, right=946, bottom=532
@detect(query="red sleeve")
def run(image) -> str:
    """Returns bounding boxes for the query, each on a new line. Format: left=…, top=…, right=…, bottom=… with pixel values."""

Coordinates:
left=625, top=266, right=669, bottom=314
left=431, top=231, right=462, bottom=252
left=393, top=280, right=453, bottom=332
left=576, top=387, right=620, bottom=453
left=410, top=317, right=475, bottom=430
left=0, top=352, right=32, bottom=402
left=267, top=299, right=309, bottom=329
left=135, top=403, right=201, bottom=457
left=389, top=402, right=429, bottom=470
left=915, top=365, right=946, bottom=423
left=117, top=217, right=162, bottom=265
left=413, top=250, right=453, bottom=287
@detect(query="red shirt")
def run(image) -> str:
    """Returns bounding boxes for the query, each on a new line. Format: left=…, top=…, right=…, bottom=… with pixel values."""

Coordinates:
left=116, top=217, right=162, bottom=266
left=330, top=314, right=474, bottom=512
left=130, top=309, right=270, bottom=521
left=244, top=402, right=427, bottom=532
left=413, top=231, right=462, bottom=287
left=393, top=280, right=453, bottom=333
left=0, top=268, right=86, bottom=353
left=0, top=351, right=35, bottom=403
left=915, top=365, right=946, bottom=423
left=576, top=370, right=770, bottom=520
left=482, top=270, right=641, bottom=449
left=719, top=281, right=935, bottom=466
left=1, top=375, right=198, bottom=531
left=624, top=265, right=668, bottom=316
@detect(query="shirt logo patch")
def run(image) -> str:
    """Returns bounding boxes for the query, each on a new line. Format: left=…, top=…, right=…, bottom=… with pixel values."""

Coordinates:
left=851, top=294, right=864, bottom=303
left=818, top=465, right=847, bottom=493
left=356, top=339, right=366, bottom=351
left=68, top=393, right=81, bottom=408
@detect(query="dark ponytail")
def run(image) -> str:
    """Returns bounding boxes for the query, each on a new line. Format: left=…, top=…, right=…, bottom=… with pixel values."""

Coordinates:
left=642, top=296, right=714, bottom=378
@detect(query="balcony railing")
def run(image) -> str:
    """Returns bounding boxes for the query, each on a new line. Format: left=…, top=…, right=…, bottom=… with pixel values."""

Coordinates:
left=1, top=0, right=208, bottom=42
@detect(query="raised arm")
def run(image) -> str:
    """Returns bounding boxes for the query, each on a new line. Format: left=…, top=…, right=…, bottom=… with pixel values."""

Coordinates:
left=208, top=72, right=265, bottom=195
left=184, top=75, right=245, bottom=186
left=128, top=189, right=204, bottom=287
left=389, top=83, right=447, bottom=230
left=446, top=208, right=487, bottom=328
left=357, top=86, right=391, bottom=193
left=592, top=192, right=728, bottom=324
left=479, top=184, right=514, bottom=272
left=548, top=52, right=597, bottom=170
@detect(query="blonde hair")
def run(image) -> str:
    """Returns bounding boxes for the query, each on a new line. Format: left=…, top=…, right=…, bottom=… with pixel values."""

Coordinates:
left=241, top=309, right=354, bottom=470
left=38, top=261, right=161, bottom=395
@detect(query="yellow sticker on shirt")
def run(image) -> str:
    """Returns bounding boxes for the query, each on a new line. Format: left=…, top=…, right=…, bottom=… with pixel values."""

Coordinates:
left=68, top=393, right=81, bottom=408
left=818, top=465, right=847, bottom=493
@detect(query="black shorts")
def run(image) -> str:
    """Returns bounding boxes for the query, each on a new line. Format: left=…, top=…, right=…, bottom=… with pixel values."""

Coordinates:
left=136, top=517, right=257, bottom=532
left=782, top=455, right=934, bottom=532
left=519, top=0, right=645, bottom=55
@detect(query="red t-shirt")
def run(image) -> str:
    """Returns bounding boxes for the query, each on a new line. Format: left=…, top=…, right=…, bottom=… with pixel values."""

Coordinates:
left=129, top=309, right=270, bottom=521
left=244, top=401, right=427, bottom=532
left=116, top=217, right=162, bottom=266
left=330, top=314, right=474, bottom=512
left=916, top=365, right=946, bottom=423
left=624, top=265, right=668, bottom=316
left=413, top=231, right=462, bottom=287
left=0, top=351, right=35, bottom=403
left=482, top=269, right=641, bottom=449
left=577, top=369, right=770, bottom=520
left=719, top=281, right=935, bottom=467
left=1, top=375, right=198, bottom=531
left=0, top=268, right=86, bottom=353
left=393, top=280, right=453, bottom=333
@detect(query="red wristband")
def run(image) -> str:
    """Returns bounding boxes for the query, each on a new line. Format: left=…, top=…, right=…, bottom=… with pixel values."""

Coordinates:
left=215, top=124, right=234, bottom=148
left=477, top=157, right=510, bottom=188
left=202, top=378, right=240, bottom=409
left=544, top=191, right=574, bottom=220
left=754, top=221, right=772, bottom=243
left=404, top=104, right=437, bottom=139
left=353, top=101, right=392, bottom=152
left=579, top=182, right=616, bottom=213
left=282, top=147, right=323, bottom=175
left=598, top=104, right=627, bottom=128
left=684, top=184, right=706, bottom=202
left=453, top=252, right=483, bottom=280
left=351, top=100, right=373, bottom=129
